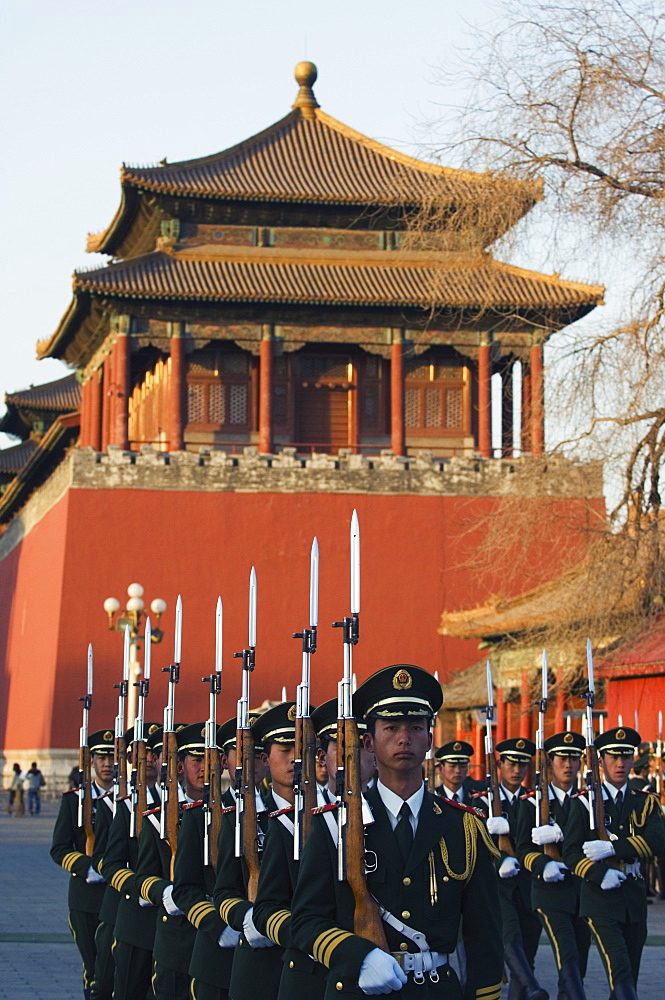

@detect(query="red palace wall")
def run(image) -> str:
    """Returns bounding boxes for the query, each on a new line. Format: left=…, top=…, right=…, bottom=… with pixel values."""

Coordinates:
left=1, top=486, right=600, bottom=751
left=604, top=675, right=665, bottom=738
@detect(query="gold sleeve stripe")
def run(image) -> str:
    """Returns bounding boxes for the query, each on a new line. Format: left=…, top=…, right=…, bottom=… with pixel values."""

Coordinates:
left=139, top=876, right=161, bottom=902
left=266, top=909, right=291, bottom=943
left=312, top=928, right=354, bottom=967
left=62, top=851, right=84, bottom=871
left=188, top=902, right=215, bottom=928
left=110, top=869, right=134, bottom=892
left=574, top=859, right=594, bottom=878
left=627, top=834, right=651, bottom=859
left=523, top=852, right=540, bottom=872
left=219, top=898, right=244, bottom=924
left=476, top=987, right=502, bottom=1000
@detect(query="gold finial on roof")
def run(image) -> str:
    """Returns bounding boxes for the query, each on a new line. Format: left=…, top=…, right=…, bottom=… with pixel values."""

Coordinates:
left=292, top=61, right=319, bottom=119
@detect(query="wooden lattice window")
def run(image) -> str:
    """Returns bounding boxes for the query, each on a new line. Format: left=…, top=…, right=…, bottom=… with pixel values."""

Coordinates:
left=404, top=358, right=467, bottom=435
left=187, top=348, right=250, bottom=429
left=360, top=353, right=384, bottom=432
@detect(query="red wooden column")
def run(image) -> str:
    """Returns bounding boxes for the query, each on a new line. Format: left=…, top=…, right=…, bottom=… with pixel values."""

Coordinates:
left=477, top=338, right=491, bottom=457
left=521, top=361, right=532, bottom=454
left=555, top=668, right=565, bottom=733
left=168, top=323, right=185, bottom=452
left=520, top=669, right=531, bottom=739
left=79, top=378, right=91, bottom=447
left=501, top=362, right=514, bottom=458
left=390, top=330, right=405, bottom=456
left=496, top=686, right=506, bottom=743
left=88, top=369, right=102, bottom=451
left=101, top=353, right=112, bottom=452
left=111, top=330, right=130, bottom=449
left=530, top=341, right=544, bottom=455
left=259, top=325, right=273, bottom=454
left=455, top=713, right=463, bottom=740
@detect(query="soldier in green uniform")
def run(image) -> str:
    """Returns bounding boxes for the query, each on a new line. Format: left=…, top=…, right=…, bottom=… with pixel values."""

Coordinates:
left=134, top=722, right=205, bottom=1000
left=563, top=726, right=665, bottom=1000
left=50, top=728, right=114, bottom=1000
left=290, top=664, right=503, bottom=1000
left=485, top=737, right=547, bottom=1000
left=516, top=731, right=589, bottom=1000
left=102, top=724, right=163, bottom=1000
left=434, top=742, right=487, bottom=806
left=212, top=711, right=280, bottom=1000
left=172, top=718, right=239, bottom=1000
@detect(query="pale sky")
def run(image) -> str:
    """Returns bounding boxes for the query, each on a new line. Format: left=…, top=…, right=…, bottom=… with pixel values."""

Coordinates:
left=0, top=0, right=607, bottom=451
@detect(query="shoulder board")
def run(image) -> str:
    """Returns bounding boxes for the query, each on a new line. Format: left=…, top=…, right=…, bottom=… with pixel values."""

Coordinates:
left=65, top=787, right=79, bottom=795
left=143, top=806, right=161, bottom=817
left=221, top=805, right=237, bottom=815
left=311, top=802, right=339, bottom=815
left=470, top=790, right=488, bottom=800
left=570, top=790, right=588, bottom=800
left=523, top=790, right=537, bottom=799
left=182, top=800, right=204, bottom=810
left=268, top=805, right=294, bottom=819
left=117, top=794, right=132, bottom=801
left=440, top=797, right=487, bottom=819
left=98, top=790, right=114, bottom=800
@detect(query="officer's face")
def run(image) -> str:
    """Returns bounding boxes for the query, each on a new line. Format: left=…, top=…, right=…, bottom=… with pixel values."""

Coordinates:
left=146, top=749, right=161, bottom=784
left=601, top=752, right=632, bottom=788
left=498, top=757, right=529, bottom=791
left=549, top=754, right=580, bottom=789
left=178, top=753, right=205, bottom=797
left=438, top=760, right=468, bottom=791
left=368, top=718, right=431, bottom=777
left=263, top=742, right=294, bottom=796
left=92, top=753, right=114, bottom=788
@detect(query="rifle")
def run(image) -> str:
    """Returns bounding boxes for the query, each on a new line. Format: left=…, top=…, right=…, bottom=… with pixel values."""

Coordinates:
left=657, top=711, right=664, bottom=806
left=485, top=659, right=514, bottom=856
left=535, top=650, right=559, bottom=860
left=583, top=639, right=613, bottom=848
left=132, top=617, right=152, bottom=837
left=78, top=644, right=95, bottom=854
left=202, top=597, right=223, bottom=867
left=113, top=626, right=130, bottom=811
left=333, top=510, right=388, bottom=951
left=293, top=537, right=319, bottom=860
left=234, top=568, right=260, bottom=901
left=161, top=594, right=182, bottom=879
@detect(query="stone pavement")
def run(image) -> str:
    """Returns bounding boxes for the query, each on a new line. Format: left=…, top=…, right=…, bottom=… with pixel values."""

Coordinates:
left=0, top=803, right=663, bottom=999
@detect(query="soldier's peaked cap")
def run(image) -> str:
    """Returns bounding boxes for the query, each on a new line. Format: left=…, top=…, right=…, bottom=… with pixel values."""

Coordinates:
left=146, top=725, right=164, bottom=752
left=124, top=722, right=160, bottom=745
left=251, top=701, right=309, bottom=745
left=88, top=729, right=115, bottom=754
left=175, top=722, right=207, bottom=756
left=217, top=718, right=237, bottom=752
left=435, top=740, right=473, bottom=761
left=544, top=731, right=585, bottom=757
left=353, top=665, right=443, bottom=720
left=312, top=698, right=367, bottom=741
left=595, top=726, right=640, bottom=755
left=496, top=738, right=536, bottom=762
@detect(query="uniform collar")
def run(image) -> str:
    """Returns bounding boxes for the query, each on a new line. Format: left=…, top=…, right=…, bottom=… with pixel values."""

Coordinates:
left=271, top=789, right=292, bottom=812
left=376, top=779, right=424, bottom=822
left=604, top=781, right=629, bottom=801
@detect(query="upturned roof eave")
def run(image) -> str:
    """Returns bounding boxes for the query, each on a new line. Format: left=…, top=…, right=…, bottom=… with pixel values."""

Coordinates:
left=0, top=413, right=79, bottom=527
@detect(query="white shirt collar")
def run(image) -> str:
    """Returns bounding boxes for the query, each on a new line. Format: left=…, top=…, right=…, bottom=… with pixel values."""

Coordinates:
left=550, top=783, right=572, bottom=804
left=376, top=779, right=424, bottom=823
left=500, top=783, right=516, bottom=804
left=604, top=781, right=629, bottom=801
left=271, top=789, right=292, bottom=812
left=440, top=783, right=462, bottom=800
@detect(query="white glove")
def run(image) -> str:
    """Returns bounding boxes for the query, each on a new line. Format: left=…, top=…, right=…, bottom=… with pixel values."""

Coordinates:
left=138, top=897, right=155, bottom=907
left=86, top=866, right=105, bottom=884
left=499, top=856, right=521, bottom=878
left=218, top=925, right=241, bottom=948
left=542, top=860, right=568, bottom=883
left=531, top=823, right=563, bottom=845
left=583, top=839, right=615, bottom=861
left=358, top=948, right=408, bottom=995
left=487, top=816, right=510, bottom=836
left=600, top=869, right=627, bottom=891
left=162, top=884, right=183, bottom=916
left=242, top=908, right=274, bottom=948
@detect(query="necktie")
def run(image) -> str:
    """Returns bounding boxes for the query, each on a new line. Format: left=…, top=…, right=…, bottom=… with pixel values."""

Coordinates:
left=615, top=790, right=623, bottom=810
left=395, top=802, right=413, bottom=863
left=322, top=787, right=331, bottom=805
left=452, top=792, right=459, bottom=802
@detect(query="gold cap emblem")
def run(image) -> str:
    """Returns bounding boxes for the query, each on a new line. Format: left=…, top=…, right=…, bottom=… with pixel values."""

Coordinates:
left=176, top=724, right=186, bottom=732
left=393, top=669, right=412, bottom=691
left=148, top=724, right=159, bottom=735
left=516, top=739, right=525, bottom=750
left=287, top=705, right=297, bottom=722
left=616, top=728, right=625, bottom=740
left=453, top=742, right=462, bottom=752
left=103, top=731, right=113, bottom=742
left=564, top=733, right=573, bottom=744
left=201, top=726, right=207, bottom=738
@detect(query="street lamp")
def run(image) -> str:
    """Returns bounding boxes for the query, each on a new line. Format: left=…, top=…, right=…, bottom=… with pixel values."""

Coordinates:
left=103, top=583, right=167, bottom=726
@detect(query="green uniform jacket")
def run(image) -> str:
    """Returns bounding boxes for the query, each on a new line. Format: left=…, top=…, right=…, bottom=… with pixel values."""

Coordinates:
left=102, top=795, right=158, bottom=951
left=134, top=799, right=196, bottom=975
left=51, top=785, right=107, bottom=914
left=90, top=791, right=120, bottom=926
left=290, top=785, right=503, bottom=1000
left=495, top=787, right=532, bottom=910
left=172, top=795, right=235, bottom=988
left=435, top=777, right=487, bottom=808
left=515, top=787, right=581, bottom=914
left=212, top=790, right=276, bottom=929
left=562, top=786, right=665, bottom=921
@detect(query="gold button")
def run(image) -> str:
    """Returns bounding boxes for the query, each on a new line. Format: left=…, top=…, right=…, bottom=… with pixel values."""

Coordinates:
left=402, top=877, right=411, bottom=886
left=162, top=915, right=167, bottom=922
left=125, top=894, right=130, bottom=900
left=401, top=910, right=410, bottom=919
left=400, top=942, right=408, bottom=951
left=336, top=983, right=344, bottom=992
left=289, top=962, right=294, bottom=969
left=443, top=876, right=449, bottom=882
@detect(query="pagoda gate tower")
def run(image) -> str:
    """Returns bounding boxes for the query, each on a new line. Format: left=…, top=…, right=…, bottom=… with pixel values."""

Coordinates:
left=0, top=64, right=604, bottom=781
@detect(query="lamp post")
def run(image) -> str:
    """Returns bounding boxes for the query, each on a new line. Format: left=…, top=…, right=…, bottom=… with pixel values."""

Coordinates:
left=103, top=583, right=167, bottom=727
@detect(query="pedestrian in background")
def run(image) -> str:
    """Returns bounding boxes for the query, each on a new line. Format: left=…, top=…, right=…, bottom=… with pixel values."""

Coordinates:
left=8, top=763, right=24, bottom=815
left=26, top=761, right=45, bottom=814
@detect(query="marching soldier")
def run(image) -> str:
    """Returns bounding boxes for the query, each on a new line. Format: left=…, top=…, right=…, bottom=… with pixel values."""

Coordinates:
left=563, top=726, right=665, bottom=1000
left=134, top=722, right=204, bottom=1000
left=50, top=728, right=114, bottom=1000
left=433, top=741, right=486, bottom=806
left=485, top=737, right=547, bottom=1000
left=102, top=724, right=163, bottom=1000
left=172, top=718, right=239, bottom=1000
left=290, top=664, right=503, bottom=999
left=516, top=731, right=589, bottom=1000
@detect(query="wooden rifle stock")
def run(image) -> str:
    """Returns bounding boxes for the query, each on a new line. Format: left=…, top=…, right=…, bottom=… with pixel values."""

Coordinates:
left=205, top=743, right=222, bottom=868
left=423, top=754, right=436, bottom=792
left=586, top=743, right=612, bottom=843
left=487, top=749, right=514, bottom=856
left=80, top=744, right=94, bottom=854
left=238, top=727, right=260, bottom=901
left=343, top=717, right=388, bottom=951
left=165, top=730, right=180, bottom=879
left=135, top=739, right=148, bottom=836
left=295, top=715, right=317, bottom=849
left=536, top=746, right=560, bottom=860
